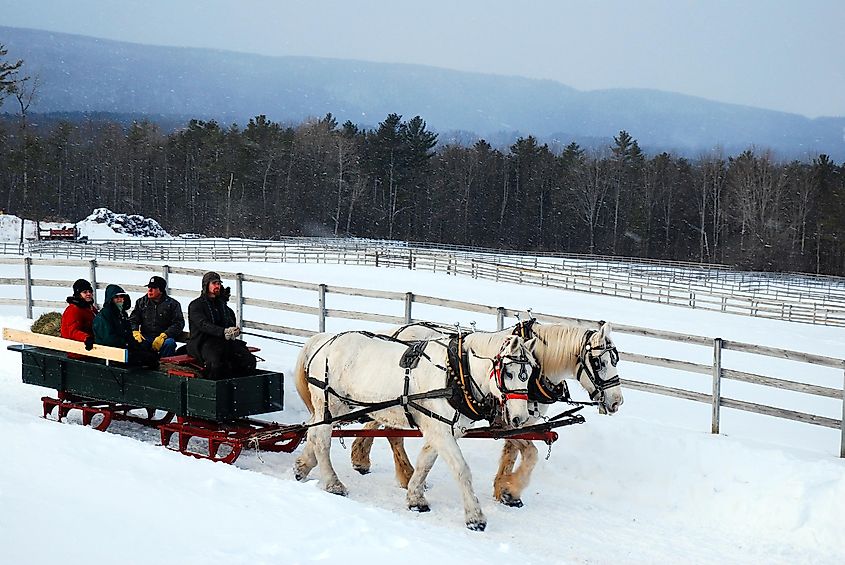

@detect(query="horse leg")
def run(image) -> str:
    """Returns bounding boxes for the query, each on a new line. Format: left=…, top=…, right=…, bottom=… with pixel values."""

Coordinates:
left=350, top=421, right=379, bottom=474
left=508, top=440, right=538, bottom=505
left=312, top=424, right=348, bottom=496
left=293, top=432, right=317, bottom=481
left=496, top=440, right=537, bottom=508
left=293, top=404, right=323, bottom=481
left=350, top=423, right=415, bottom=487
left=493, top=439, right=519, bottom=503
left=350, top=435, right=374, bottom=473
left=387, top=436, right=415, bottom=489
left=430, top=433, right=486, bottom=531
left=406, top=440, right=438, bottom=513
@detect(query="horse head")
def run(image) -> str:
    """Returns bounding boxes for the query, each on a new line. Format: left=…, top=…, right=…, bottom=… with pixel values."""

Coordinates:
left=576, top=322, right=624, bottom=414
left=488, top=335, right=539, bottom=428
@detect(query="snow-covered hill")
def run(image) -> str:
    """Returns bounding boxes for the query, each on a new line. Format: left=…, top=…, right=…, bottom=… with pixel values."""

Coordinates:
left=3, top=25, right=845, bottom=158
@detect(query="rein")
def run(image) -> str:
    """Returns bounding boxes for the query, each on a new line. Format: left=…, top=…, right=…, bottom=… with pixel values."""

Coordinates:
left=240, top=331, right=306, bottom=347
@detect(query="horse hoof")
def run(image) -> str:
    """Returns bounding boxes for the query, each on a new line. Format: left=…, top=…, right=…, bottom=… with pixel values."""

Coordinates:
left=500, top=492, right=524, bottom=508
left=353, top=465, right=371, bottom=475
left=466, top=520, right=486, bottom=532
left=409, top=504, right=430, bottom=513
left=326, top=484, right=348, bottom=496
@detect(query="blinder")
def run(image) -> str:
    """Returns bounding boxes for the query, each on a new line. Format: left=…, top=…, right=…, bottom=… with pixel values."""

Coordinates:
left=490, top=349, right=534, bottom=403
left=577, top=330, right=621, bottom=403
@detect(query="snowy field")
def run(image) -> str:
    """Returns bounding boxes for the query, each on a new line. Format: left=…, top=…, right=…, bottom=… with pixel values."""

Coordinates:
left=1, top=258, right=845, bottom=565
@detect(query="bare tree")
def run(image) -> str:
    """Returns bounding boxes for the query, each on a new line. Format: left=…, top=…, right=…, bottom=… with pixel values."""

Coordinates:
left=727, top=149, right=788, bottom=266
left=694, top=152, right=726, bottom=262
left=570, top=150, right=612, bottom=254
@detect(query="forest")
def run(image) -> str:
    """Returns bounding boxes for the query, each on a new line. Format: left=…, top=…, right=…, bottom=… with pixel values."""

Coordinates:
left=0, top=49, right=843, bottom=275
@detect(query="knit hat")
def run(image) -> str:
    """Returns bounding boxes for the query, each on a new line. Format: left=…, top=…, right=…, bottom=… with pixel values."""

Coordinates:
left=201, top=271, right=222, bottom=293
left=72, top=278, right=94, bottom=295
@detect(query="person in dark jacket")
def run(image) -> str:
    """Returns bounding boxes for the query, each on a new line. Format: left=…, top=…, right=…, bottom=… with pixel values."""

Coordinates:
left=93, top=284, right=158, bottom=368
left=129, top=275, right=184, bottom=357
left=61, top=278, right=98, bottom=359
left=93, top=284, right=133, bottom=347
left=187, top=271, right=256, bottom=380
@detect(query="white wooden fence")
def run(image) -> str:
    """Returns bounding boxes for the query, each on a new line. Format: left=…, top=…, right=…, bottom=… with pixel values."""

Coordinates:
left=8, top=238, right=845, bottom=327
left=2, top=256, right=844, bottom=458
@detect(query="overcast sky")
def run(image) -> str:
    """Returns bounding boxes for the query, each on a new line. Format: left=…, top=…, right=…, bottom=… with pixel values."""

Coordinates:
left=2, top=0, right=843, bottom=118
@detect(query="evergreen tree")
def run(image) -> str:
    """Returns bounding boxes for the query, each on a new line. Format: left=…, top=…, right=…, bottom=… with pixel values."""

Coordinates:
left=0, top=44, right=24, bottom=108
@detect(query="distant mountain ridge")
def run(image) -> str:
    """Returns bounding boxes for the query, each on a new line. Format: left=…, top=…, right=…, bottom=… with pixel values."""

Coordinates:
left=2, top=25, right=844, bottom=159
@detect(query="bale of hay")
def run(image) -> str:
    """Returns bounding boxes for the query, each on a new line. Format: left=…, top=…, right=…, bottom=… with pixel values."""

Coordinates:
left=31, top=312, right=62, bottom=337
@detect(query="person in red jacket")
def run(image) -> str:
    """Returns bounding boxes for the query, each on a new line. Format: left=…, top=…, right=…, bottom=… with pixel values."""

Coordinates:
left=61, top=278, right=98, bottom=357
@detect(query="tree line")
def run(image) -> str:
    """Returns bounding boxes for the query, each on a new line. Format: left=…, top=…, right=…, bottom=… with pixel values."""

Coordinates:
left=0, top=47, right=843, bottom=275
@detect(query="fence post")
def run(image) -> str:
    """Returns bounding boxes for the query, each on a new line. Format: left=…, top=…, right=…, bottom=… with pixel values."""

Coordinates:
left=161, top=264, right=170, bottom=292
left=318, top=284, right=327, bottom=332
left=841, top=369, right=845, bottom=458
left=23, top=256, right=33, bottom=319
left=404, top=292, right=413, bottom=323
left=497, top=307, right=505, bottom=331
left=89, top=259, right=98, bottom=307
left=235, top=273, right=244, bottom=327
left=711, top=337, right=723, bottom=434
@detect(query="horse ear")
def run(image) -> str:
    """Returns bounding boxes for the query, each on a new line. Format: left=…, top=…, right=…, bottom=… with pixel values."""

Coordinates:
left=597, top=321, right=612, bottom=339
left=524, top=337, right=538, bottom=351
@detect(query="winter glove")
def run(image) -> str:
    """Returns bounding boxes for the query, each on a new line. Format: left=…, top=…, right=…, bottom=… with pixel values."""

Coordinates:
left=223, top=326, right=240, bottom=340
left=221, top=286, right=231, bottom=303
left=84, top=335, right=94, bottom=351
left=132, top=330, right=145, bottom=343
left=152, top=333, right=167, bottom=352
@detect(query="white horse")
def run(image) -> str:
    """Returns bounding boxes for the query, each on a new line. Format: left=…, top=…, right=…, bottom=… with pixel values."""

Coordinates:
left=350, top=319, right=624, bottom=507
left=293, top=331, right=539, bottom=531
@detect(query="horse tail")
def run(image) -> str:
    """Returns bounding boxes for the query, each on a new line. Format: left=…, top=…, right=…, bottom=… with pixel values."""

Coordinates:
left=294, top=338, right=315, bottom=415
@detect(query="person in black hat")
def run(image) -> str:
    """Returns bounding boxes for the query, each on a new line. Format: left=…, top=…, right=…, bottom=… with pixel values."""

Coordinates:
left=186, top=271, right=256, bottom=380
left=61, top=278, right=98, bottom=358
left=128, top=275, right=184, bottom=357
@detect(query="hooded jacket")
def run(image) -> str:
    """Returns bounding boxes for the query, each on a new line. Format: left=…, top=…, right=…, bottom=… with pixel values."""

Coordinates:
left=93, top=284, right=133, bottom=348
left=186, top=273, right=237, bottom=355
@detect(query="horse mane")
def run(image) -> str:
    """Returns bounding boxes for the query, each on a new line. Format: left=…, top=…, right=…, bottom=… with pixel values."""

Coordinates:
left=530, top=323, right=585, bottom=377
left=462, top=331, right=509, bottom=355
left=460, top=323, right=584, bottom=377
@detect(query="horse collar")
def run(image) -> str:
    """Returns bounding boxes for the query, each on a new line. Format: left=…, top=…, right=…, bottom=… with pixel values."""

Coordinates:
left=512, top=318, right=537, bottom=340
left=446, top=336, right=495, bottom=422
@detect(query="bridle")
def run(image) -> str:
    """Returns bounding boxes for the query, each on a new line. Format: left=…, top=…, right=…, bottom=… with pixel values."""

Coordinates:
left=489, top=340, right=534, bottom=418
left=575, top=329, right=621, bottom=404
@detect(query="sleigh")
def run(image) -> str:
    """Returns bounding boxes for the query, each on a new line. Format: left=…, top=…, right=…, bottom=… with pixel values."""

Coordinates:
left=5, top=328, right=580, bottom=465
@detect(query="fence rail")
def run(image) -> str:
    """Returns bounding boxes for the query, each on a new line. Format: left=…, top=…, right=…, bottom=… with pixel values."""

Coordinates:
left=1, top=256, right=843, bottom=458
left=5, top=238, right=845, bottom=327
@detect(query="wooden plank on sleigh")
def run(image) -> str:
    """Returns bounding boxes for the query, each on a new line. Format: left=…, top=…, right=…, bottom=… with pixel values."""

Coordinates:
left=2, top=328, right=128, bottom=363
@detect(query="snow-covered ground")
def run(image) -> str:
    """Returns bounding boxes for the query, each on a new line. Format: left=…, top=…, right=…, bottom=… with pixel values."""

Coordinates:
left=1, top=257, right=844, bottom=565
